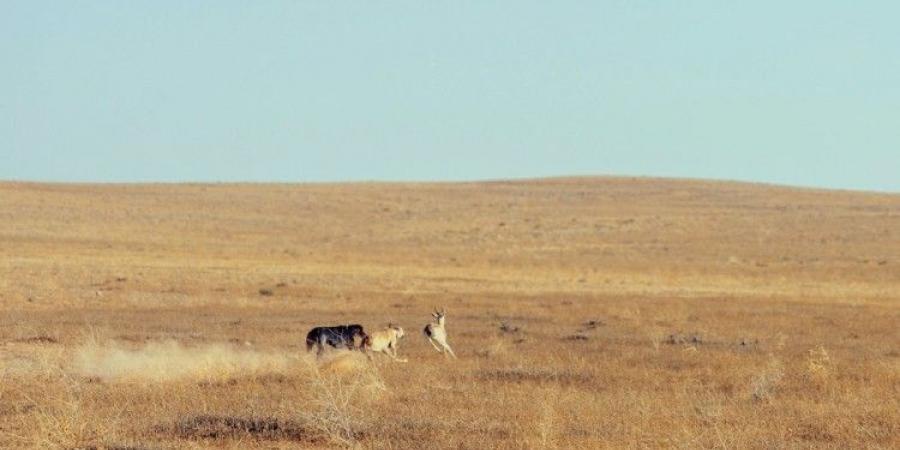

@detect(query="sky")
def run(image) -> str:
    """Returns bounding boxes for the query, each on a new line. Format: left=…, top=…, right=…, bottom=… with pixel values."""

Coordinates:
left=1, top=2, right=898, bottom=192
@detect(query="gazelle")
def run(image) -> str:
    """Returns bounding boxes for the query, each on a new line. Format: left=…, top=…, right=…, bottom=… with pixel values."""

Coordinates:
left=423, top=307, right=456, bottom=358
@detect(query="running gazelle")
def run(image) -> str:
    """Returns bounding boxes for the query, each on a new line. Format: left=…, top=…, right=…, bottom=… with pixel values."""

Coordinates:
left=423, top=307, right=456, bottom=358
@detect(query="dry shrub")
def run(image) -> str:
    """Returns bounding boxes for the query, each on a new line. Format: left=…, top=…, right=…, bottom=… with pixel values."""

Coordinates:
left=750, top=357, right=784, bottom=402
left=675, top=386, right=736, bottom=448
left=289, top=351, right=384, bottom=447
left=684, top=387, right=727, bottom=426
left=24, top=382, right=121, bottom=449
left=8, top=362, right=123, bottom=449
left=806, top=345, right=833, bottom=389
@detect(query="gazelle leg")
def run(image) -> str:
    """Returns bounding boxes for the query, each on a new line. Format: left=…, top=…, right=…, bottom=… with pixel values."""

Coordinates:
left=427, top=337, right=444, bottom=353
left=442, top=342, right=457, bottom=359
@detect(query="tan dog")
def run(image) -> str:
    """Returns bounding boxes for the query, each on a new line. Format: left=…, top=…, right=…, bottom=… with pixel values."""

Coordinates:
left=362, top=324, right=407, bottom=362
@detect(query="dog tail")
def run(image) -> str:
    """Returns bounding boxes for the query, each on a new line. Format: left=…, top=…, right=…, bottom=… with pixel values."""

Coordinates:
left=360, top=333, right=372, bottom=352
left=305, top=329, right=318, bottom=352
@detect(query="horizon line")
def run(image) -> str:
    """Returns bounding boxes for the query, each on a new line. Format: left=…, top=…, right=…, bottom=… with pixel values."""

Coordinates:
left=1, top=174, right=898, bottom=196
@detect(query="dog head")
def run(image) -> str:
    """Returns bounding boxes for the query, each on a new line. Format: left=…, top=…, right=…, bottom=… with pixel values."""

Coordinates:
left=388, top=323, right=405, bottom=339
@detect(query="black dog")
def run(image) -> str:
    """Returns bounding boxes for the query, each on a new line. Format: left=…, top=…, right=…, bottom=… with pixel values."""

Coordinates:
left=306, top=324, right=367, bottom=355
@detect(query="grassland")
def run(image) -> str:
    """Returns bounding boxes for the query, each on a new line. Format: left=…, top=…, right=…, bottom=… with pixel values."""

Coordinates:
left=0, top=177, right=897, bottom=449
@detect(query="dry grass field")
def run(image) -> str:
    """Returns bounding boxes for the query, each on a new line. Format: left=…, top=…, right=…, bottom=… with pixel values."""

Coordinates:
left=0, top=177, right=897, bottom=449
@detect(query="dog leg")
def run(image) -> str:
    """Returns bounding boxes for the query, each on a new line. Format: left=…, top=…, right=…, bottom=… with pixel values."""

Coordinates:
left=384, top=342, right=406, bottom=362
left=387, top=350, right=408, bottom=363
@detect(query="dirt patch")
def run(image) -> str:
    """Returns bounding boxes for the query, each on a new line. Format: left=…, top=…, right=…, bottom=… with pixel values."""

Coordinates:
left=11, top=336, right=58, bottom=344
left=562, top=334, right=589, bottom=341
left=169, top=415, right=320, bottom=442
left=476, top=367, right=594, bottom=386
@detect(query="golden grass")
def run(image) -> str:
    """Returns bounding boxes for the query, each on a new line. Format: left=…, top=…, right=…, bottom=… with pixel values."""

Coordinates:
left=0, top=178, right=898, bottom=448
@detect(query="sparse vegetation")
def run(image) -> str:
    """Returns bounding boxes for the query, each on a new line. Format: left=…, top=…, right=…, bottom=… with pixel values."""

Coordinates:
left=0, top=179, right=898, bottom=448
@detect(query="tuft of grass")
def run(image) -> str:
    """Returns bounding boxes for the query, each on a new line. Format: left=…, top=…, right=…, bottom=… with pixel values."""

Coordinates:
left=750, top=356, right=784, bottom=402
left=806, top=345, right=833, bottom=389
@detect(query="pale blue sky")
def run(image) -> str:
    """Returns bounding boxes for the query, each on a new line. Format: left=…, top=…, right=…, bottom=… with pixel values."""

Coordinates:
left=2, top=2, right=898, bottom=191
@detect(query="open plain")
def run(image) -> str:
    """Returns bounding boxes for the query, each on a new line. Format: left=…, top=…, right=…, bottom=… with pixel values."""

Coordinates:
left=0, top=177, right=897, bottom=449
